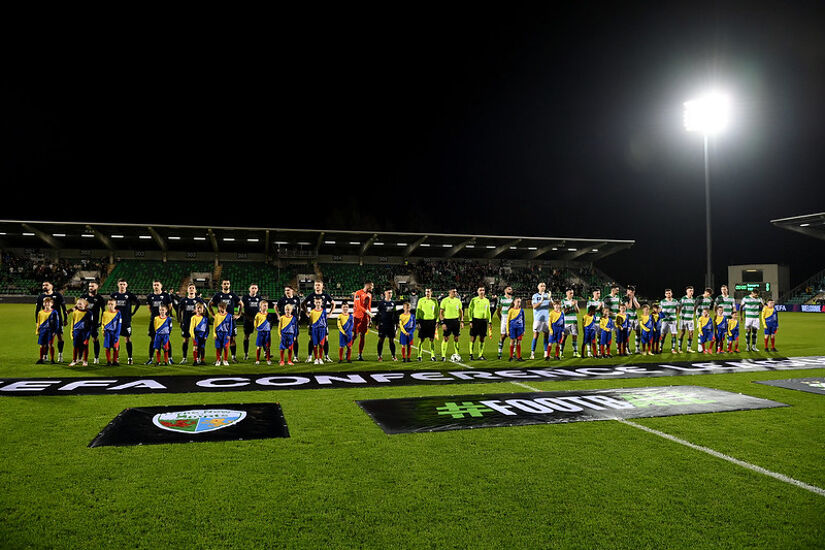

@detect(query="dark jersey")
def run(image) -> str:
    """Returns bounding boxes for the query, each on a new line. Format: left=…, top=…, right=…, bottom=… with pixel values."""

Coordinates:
left=303, top=292, right=334, bottom=315
left=36, top=291, right=68, bottom=324
left=376, top=300, right=397, bottom=326
left=146, top=292, right=175, bottom=319
left=210, top=292, right=241, bottom=315
left=276, top=296, right=301, bottom=320
left=110, top=292, right=141, bottom=323
left=241, top=294, right=263, bottom=320
left=178, top=296, right=207, bottom=323
left=79, top=292, right=107, bottom=326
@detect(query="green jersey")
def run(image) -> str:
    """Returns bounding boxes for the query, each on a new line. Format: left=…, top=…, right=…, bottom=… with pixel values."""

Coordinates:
left=740, top=296, right=764, bottom=320
left=603, top=294, right=622, bottom=317
left=587, top=298, right=604, bottom=321
left=562, top=298, right=578, bottom=326
left=467, top=296, right=492, bottom=321
left=716, top=294, right=736, bottom=316
left=415, top=297, right=438, bottom=321
left=625, top=297, right=638, bottom=320
left=440, top=296, right=462, bottom=320
left=679, top=296, right=696, bottom=322
left=497, top=295, right=514, bottom=318
left=697, top=296, right=714, bottom=316
left=660, top=298, right=679, bottom=322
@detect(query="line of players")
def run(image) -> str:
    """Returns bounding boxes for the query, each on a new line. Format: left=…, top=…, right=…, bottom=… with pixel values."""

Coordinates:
left=504, top=282, right=781, bottom=360
left=34, top=277, right=781, bottom=366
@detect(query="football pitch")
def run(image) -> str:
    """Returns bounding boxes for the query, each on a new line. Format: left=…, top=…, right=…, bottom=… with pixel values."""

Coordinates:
left=1, top=304, right=824, bottom=548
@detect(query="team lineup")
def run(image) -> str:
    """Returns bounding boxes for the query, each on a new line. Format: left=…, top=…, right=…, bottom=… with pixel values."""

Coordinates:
left=33, top=277, right=781, bottom=366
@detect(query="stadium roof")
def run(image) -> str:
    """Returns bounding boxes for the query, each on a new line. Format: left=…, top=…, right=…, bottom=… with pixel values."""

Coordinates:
left=770, top=212, right=825, bottom=241
left=0, top=220, right=634, bottom=262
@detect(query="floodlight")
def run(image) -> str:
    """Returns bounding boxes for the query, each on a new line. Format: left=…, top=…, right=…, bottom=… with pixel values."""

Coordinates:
left=684, top=93, right=730, bottom=134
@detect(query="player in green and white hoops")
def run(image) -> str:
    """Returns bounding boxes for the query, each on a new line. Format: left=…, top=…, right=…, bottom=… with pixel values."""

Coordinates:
left=496, top=286, right=514, bottom=359
left=678, top=286, right=697, bottom=353
left=624, top=286, right=641, bottom=353
left=561, top=288, right=581, bottom=358
left=659, top=289, right=680, bottom=353
left=604, top=285, right=622, bottom=318
left=586, top=289, right=604, bottom=357
left=716, top=285, right=736, bottom=317
left=740, top=289, right=764, bottom=351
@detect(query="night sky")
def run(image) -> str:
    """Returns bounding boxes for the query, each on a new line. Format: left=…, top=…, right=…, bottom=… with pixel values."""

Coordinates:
left=4, top=3, right=825, bottom=295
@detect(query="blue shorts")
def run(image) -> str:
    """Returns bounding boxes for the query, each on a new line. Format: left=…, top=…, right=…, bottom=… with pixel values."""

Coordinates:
left=599, top=331, right=612, bottom=345
left=153, top=333, right=170, bottom=350
left=727, top=329, right=739, bottom=341
left=215, top=332, right=230, bottom=349
left=616, top=329, right=627, bottom=344
left=256, top=331, right=271, bottom=348
left=280, top=333, right=295, bottom=350
left=764, top=325, right=778, bottom=335
left=37, top=331, right=54, bottom=346
left=583, top=327, right=597, bottom=344
left=72, top=331, right=90, bottom=348
left=311, top=327, right=326, bottom=346
left=716, top=329, right=727, bottom=342
left=339, top=332, right=354, bottom=347
left=192, top=332, right=207, bottom=348
left=640, top=331, right=652, bottom=345
left=103, top=330, right=120, bottom=348
left=509, top=327, right=524, bottom=340
left=549, top=327, right=564, bottom=344
left=399, top=332, right=414, bottom=346
left=699, top=330, right=713, bottom=344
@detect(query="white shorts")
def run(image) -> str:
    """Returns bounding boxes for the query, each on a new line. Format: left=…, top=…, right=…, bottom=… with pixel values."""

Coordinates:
left=564, top=323, right=578, bottom=336
left=679, top=319, right=695, bottom=332
left=745, top=318, right=760, bottom=330
left=661, top=321, right=678, bottom=335
left=533, top=318, right=549, bottom=333
left=500, top=317, right=509, bottom=335
left=627, top=319, right=639, bottom=330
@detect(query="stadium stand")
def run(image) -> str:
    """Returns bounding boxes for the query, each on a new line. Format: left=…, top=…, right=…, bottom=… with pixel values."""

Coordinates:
left=781, top=267, right=825, bottom=305
left=320, top=263, right=405, bottom=295
left=100, top=261, right=214, bottom=295
left=216, top=262, right=297, bottom=298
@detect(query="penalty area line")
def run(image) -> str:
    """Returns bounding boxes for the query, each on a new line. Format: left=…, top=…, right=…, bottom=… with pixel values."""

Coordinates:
left=618, top=419, right=825, bottom=498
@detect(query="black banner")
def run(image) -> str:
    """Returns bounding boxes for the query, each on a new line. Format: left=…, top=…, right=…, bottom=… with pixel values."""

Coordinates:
left=1, top=356, right=824, bottom=396
left=89, top=402, right=289, bottom=447
left=754, top=377, right=825, bottom=396
left=357, top=386, right=787, bottom=434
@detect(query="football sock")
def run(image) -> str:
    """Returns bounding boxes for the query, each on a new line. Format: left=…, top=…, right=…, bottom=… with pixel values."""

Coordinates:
left=441, top=340, right=448, bottom=357
left=531, top=337, right=537, bottom=353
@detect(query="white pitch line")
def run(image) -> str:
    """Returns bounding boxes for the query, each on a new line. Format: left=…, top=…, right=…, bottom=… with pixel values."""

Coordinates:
left=618, top=419, right=825, bottom=498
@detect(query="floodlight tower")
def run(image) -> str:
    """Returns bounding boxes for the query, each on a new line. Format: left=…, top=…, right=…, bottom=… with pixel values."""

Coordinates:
left=684, top=92, right=730, bottom=290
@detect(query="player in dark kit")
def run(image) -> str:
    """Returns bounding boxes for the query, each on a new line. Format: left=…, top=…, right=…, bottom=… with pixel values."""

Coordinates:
left=209, top=279, right=243, bottom=362
left=241, top=283, right=263, bottom=361
left=35, top=281, right=69, bottom=362
left=176, top=283, right=207, bottom=364
left=375, top=289, right=398, bottom=361
left=110, top=279, right=141, bottom=364
left=302, top=281, right=335, bottom=363
left=145, top=280, right=176, bottom=364
left=275, top=286, right=302, bottom=361
left=77, top=280, right=107, bottom=364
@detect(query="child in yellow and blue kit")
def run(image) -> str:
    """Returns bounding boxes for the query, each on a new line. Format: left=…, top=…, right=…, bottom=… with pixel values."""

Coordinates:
left=254, top=300, right=272, bottom=365
left=338, top=303, right=355, bottom=363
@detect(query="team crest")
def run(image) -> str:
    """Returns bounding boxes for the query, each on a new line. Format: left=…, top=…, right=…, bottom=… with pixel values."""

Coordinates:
left=152, top=409, right=247, bottom=433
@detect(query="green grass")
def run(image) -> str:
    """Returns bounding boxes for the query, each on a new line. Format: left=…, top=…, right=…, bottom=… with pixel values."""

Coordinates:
left=1, top=305, right=824, bottom=548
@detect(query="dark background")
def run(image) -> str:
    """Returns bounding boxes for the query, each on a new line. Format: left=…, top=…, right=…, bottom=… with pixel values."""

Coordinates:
left=3, top=3, right=825, bottom=295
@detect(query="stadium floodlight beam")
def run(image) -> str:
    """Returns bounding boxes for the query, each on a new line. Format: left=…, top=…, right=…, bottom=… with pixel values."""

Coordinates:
left=684, top=91, right=730, bottom=289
